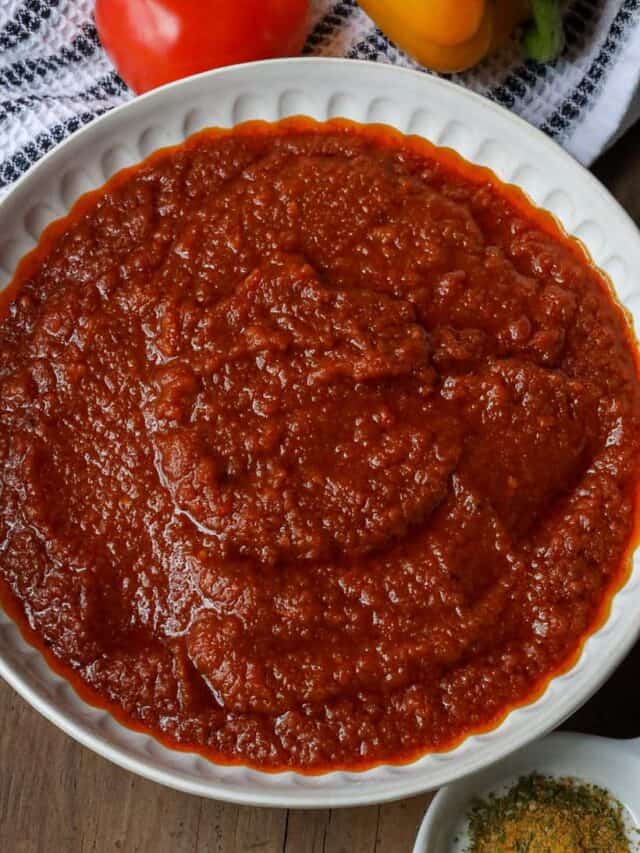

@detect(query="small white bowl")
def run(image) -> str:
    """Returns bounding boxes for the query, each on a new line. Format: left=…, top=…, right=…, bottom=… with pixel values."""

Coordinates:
left=413, top=731, right=640, bottom=852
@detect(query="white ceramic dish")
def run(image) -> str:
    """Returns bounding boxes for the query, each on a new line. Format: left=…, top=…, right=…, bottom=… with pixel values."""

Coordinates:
left=413, top=732, right=640, bottom=852
left=0, top=57, right=639, bottom=809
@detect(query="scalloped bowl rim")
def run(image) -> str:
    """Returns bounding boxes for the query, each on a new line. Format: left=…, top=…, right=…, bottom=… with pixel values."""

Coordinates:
left=0, top=58, right=639, bottom=808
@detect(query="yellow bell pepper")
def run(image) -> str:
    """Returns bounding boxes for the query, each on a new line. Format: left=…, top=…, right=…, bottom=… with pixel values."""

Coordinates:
left=357, top=0, right=532, bottom=72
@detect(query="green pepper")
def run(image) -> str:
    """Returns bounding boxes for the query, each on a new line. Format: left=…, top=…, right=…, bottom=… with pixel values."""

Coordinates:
left=525, top=0, right=565, bottom=62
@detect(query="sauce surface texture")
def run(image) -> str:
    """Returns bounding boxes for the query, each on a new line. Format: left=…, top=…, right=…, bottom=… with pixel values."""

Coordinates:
left=0, top=120, right=638, bottom=771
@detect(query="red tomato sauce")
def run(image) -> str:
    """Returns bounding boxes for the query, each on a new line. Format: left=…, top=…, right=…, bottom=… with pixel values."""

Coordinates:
left=0, top=119, right=638, bottom=772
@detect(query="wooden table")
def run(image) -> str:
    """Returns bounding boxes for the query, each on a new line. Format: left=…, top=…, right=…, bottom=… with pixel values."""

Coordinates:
left=2, top=122, right=639, bottom=853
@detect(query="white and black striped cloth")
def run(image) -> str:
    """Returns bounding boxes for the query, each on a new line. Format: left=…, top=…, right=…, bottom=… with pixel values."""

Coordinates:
left=1, top=0, right=639, bottom=196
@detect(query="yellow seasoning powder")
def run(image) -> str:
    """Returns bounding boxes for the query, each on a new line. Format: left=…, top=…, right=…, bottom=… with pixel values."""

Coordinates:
left=465, top=773, right=634, bottom=853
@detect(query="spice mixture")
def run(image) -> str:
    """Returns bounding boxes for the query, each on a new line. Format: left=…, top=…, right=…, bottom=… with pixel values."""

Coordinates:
left=466, top=773, right=634, bottom=852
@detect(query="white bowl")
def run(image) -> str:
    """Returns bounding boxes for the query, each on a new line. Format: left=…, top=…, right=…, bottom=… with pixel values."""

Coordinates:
left=0, top=57, right=639, bottom=808
left=413, top=732, right=640, bottom=852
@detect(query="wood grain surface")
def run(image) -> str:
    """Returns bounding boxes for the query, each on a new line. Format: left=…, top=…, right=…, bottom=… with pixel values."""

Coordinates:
left=1, top=122, right=639, bottom=853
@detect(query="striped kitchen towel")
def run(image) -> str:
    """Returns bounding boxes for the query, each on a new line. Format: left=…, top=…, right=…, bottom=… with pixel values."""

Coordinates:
left=0, top=0, right=639, bottom=196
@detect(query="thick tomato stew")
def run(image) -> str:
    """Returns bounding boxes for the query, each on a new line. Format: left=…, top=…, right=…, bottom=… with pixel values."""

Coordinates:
left=0, top=120, right=638, bottom=772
